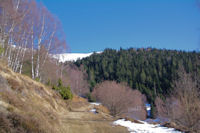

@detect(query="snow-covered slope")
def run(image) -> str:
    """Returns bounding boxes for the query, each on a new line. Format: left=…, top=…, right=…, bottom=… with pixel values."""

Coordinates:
left=113, top=119, right=182, bottom=133
left=53, top=52, right=101, bottom=62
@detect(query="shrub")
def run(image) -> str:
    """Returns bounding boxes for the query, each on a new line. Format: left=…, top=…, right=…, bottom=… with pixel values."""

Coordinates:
left=53, top=79, right=73, bottom=100
left=86, top=93, right=96, bottom=102
left=0, top=45, right=4, bottom=55
left=35, top=77, right=40, bottom=82
left=60, top=85, right=73, bottom=100
left=92, top=81, right=146, bottom=119
left=46, top=79, right=51, bottom=86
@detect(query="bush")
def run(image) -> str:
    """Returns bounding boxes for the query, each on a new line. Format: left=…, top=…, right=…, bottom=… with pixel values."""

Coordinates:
left=46, top=79, right=51, bottom=86
left=86, top=93, right=96, bottom=102
left=52, top=79, right=73, bottom=100
left=0, top=45, right=4, bottom=55
left=60, top=86, right=73, bottom=100
left=35, top=77, right=40, bottom=82
left=92, top=81, right=147, bottom=119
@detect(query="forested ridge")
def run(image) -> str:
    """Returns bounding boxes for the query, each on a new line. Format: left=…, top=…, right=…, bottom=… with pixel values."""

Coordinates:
left=75, top=48, right=200, bottom=103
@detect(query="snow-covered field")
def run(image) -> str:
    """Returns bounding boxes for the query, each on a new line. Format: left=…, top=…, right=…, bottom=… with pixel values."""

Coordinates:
left=53, top=52, right=102, bottom=62
left=113, top=119, right=182, bottom=133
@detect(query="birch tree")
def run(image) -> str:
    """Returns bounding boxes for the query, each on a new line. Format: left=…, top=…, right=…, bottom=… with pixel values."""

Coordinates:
left=0, top=0, right=67, bottom=81
left=0, top=0, right=31, bottom=70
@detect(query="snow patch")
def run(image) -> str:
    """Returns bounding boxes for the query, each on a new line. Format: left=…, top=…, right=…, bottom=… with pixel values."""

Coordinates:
left=90, top=102, right=101, bottom=106
left=53, top=52, right=102, bottom=62
left=113, top=119, right=182, bottom=133
left=90, top=109, right=97, bottom=114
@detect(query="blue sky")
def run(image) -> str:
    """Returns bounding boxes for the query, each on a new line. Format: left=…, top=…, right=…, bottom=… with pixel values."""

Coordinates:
left=38, top=0, right=200, bottom=53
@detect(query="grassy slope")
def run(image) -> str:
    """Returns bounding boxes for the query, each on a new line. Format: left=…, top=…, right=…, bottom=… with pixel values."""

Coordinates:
left=0, top=62, right=128, bottom=133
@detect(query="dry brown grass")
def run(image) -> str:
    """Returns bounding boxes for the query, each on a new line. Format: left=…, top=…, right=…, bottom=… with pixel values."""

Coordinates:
left=7, top=78, right=24, bottom=92
left=162, top=122, right=187, bottom=132
left=67, top=95, right=90, bottom=111
left=95, top=105, right=110, bottom=114
left=124, top=117, right=143, bottom=124
left=0, top=89, right=24, bottom=109
left=72, top=95, right=88, bottom=103
left=0, top=63, right=68, bottom=132
left=61, top=100, right=128, bottom=133
left=0, top=110, right=58, bottom=133
left=0, top=63, right=129, bottom=133
left=0, top=112, right=13, bottom=133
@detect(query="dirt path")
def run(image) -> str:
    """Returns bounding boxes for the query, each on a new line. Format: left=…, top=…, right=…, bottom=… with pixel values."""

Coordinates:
left=60, top=103, right=129, bottom=133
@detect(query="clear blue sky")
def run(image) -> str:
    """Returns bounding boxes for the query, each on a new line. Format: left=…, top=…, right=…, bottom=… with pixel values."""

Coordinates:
left=37, top=0, right=200, bottom=53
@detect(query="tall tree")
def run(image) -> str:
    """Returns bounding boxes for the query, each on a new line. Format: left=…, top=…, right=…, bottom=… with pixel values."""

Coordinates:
left=0, top=0, right=67, bottom=81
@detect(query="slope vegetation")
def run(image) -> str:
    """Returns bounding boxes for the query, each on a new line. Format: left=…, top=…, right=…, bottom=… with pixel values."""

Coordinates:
left=0, top=62, right=128, bottom=133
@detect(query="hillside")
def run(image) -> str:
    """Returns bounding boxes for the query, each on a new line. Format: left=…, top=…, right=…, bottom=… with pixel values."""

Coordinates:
left=0, top=62, right=128, bottom=133
left=75, top=48, right=200, bottom=104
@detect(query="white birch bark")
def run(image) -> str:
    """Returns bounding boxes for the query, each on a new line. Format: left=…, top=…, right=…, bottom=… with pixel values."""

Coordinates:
left=35, top=14, right=45, bottom=78
left=31, top=23, right=35, bottom=79
left=13, top=31, right=25, bottom=72
left=41, top=24, right=56, bottom=69
left=19, top=37, right=28, bottom=74
left=6, top=0, right=21, bottom=67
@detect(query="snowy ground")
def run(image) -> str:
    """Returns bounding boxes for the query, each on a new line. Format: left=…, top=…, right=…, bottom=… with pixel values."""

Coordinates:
left=89, top=102, right=101, bottom=114
left=89, top=108, right=97, bottom=114
left=113, top=119, right=182, bottom=133
left=90, top=102, right=181, bottom=133
left=90, top=102, right=102, bottom=106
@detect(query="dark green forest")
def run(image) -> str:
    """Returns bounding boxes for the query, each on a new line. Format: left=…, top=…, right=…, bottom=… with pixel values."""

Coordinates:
left=75, top=48, right=200, bottom=103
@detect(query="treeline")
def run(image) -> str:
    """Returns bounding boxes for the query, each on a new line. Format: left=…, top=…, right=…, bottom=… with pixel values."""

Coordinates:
left=75, top=48, right=200, bottom=103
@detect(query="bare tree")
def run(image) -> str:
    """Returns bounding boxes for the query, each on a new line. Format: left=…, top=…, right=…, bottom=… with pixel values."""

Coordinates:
left=64, top=64, right=89, bottom=96
left=31, top=3, right=66, bottom=80
left=0, top=0, right=33, bottom=71
left=0, top=0, right=67, bottom=80
left=156, top=66, right=200, bottom=132
left=1, top=0, right=29, bottom=67
left=92, top=81, right=146, bottom=118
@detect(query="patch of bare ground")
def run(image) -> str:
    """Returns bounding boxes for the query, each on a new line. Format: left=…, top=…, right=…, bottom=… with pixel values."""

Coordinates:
left=162, top=122, right=189, bottom=133
left=61, top=103, right=128, bottom=133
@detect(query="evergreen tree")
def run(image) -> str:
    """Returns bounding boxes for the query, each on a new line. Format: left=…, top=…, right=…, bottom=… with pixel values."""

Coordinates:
left=52, top=79, right=73, bottom=100
left=75, top=48, right=200, bottom=103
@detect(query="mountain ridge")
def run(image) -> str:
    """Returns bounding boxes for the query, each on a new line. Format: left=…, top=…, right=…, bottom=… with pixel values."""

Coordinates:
left=53, top=52, right=102, bottom=62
